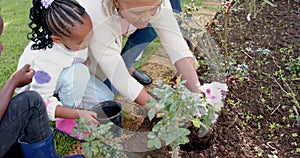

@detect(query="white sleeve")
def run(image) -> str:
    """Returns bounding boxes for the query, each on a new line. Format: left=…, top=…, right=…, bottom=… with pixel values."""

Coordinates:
left=89, top=20, right=144, bottom=101
left=151, top=0, right=193, bottom=64
left=45, top=96, right=60, bottom=121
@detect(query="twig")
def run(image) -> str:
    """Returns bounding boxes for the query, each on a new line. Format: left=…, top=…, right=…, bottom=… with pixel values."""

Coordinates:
left=293, top=106, right=299, bottom=116
left=270, top=104, right=281, bottom=115
left=241, top=50, right=253, bottom=59
left=226, top=114, right=238, bottom=130
left=271, top=77, right=288, bottom=94
left=293, top=106, right=300, bottom=127
left=267, top=141, right=278, bottom=155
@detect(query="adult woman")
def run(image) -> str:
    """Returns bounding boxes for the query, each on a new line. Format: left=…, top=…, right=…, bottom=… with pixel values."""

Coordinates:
left=121, top=0, right=183, bottom=85
left=78, top=0, right=200, bottom=110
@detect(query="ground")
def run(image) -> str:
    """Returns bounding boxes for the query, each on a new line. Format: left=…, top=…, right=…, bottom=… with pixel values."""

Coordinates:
left=68, top=1, right=300, bottom=157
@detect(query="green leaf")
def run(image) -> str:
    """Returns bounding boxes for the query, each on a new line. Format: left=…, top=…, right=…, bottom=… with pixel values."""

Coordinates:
left=154, top=137, right=162, bottom=148
left=86, top=150, right=93, bottom=158
left=192, top=119, right=201, bottom=128
left=148, top=108, right=156, bottom=121
left=91, top=146, right=99, bottom=153
left=147, top=139, right=155, bottom=148
left=169, top=103, right=177, bottom=112
left=165, top=133, right=174, bottom=145
left=152, top=123, right=161, bottom=132
left=147, top=132, right=157, bottom=139
left=180, top=135, right=190, bottom=144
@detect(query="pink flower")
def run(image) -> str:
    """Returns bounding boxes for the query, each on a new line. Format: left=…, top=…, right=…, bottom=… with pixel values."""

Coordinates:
left=206, top=88, right=211, bottom=94
left=196, top=108, right=201, bottom=117
left=199, top=82, right=228, bottom=108
left=225, top=1, right=231, bottom=7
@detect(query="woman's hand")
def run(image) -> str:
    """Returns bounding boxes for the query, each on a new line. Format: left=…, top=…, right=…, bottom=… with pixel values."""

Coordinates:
left=77, top=109, right=99, bottom=124
left=10, top=64, right=35, bottom=87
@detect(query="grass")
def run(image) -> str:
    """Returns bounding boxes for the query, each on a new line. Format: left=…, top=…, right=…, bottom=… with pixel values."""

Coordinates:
left=181, top=0, right=204, bottom=8
left=0, top=0, right=31, bottom=89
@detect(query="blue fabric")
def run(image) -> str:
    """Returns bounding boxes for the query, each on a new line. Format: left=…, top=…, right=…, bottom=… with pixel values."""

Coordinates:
left=18, top=132, right=85, bottom=158
left=0, top=91, right=51, bottom=157
left=122, top=0, right=182, bottom=68
left=55, top=63, right=90, bottom=108
left=55, top=63, right=114, bottom=110
left=80, top=75, right=114, bottom=110
left=170, top=0, right=182, bottom=13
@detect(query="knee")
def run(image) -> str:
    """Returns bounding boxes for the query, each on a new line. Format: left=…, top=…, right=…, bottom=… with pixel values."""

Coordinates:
left=74, top=63, right=89, bottom=74
left=12, top=91, right=45, bottom=111
left=22, top=91, right=42, bottom=100
left=66, top=64, right=90, bottom=81
left=23, top=91, right=46, bottom=109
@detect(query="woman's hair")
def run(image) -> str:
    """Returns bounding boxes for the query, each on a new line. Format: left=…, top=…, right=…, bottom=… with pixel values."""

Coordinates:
left=28, top=0, right=87, bottom=50
left=103, top=0, right=118, bottom=16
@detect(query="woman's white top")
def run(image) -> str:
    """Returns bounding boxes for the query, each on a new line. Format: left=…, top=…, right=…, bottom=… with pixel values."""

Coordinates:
left=77, top=0, right=193, bottom=101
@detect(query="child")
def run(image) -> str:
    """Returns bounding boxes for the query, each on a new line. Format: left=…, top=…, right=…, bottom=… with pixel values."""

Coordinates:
left=17, top=0, right=114, bottom=137
left=0, top=15, right=84, bottom=158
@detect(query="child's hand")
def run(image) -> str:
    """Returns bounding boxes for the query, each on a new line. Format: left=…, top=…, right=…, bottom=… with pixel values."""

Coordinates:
left=77, top=109, right=99, bottom=124
left=10, top=64, right=35, bottom=87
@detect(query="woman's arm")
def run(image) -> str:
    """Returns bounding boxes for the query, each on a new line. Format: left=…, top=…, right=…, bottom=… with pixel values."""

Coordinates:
left=174, top=57, right=201, bottom=93
left=151, top=0, right=201, bottom=94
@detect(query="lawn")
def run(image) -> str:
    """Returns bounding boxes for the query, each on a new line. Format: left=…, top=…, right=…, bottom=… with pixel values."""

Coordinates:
left=0, top=0, right=31, bottom=88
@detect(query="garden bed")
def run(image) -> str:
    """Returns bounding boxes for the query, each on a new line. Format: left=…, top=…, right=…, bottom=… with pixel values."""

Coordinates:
left=124, top=1, right=300, bottom=157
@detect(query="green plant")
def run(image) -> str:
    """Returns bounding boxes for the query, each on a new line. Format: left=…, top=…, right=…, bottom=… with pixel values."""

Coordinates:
left=254, top=146, right=264, bottom=157
left=286, top=56, right=300, bottom=77
left=271, top=56, right=300, bottom=116
left=268, top=154, right=278, bottom=158
left=295, top=147, right=300, bottom=153
left=269, top=122, right=282, bottom=131
left=146, top=80, right=227, bottom=157
left=72, top=119, right=124, bottom=158
left=292, top=132, right=298, bottom=137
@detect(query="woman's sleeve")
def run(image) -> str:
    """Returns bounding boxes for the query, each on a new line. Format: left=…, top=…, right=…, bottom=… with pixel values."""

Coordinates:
left=151, top=0, right=193, bottom=64
left=89, top=19, right=144, bottom=101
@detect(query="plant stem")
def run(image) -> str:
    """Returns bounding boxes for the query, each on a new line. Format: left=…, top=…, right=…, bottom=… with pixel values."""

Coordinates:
left=172, top=147, right=179, bottom=158
left=223, top=8, right=229, bottom=65
left=271, top=56, right=300, bottom=109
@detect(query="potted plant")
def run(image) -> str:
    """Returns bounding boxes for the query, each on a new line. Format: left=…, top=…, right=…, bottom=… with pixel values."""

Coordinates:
left=146, top=79, right=227, bottom=157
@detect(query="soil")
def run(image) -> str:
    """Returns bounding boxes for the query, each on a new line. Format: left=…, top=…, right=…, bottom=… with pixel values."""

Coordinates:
left=122, top=1, right=300, bottom=157
left=67, top=1, right=300, bottom=157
